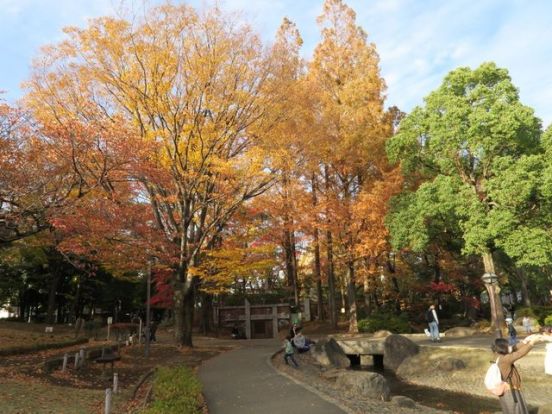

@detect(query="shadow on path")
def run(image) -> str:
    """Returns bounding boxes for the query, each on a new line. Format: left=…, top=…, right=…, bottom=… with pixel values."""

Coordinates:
left=198, top=338, right=345, bottom=414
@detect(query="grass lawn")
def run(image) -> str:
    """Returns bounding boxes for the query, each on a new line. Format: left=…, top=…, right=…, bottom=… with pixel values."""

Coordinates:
left=0, top=379, right=107, bottom=414
left=0, top=321, right=82, bottom=352
left=0, top=322, right=231, bottom=413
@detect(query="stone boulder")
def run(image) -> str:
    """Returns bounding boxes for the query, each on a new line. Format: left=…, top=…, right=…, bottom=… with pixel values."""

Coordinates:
left=373, top=330, right=392, bottom=338
left=383, top=334, right=419, bottom=372
left=435, top=357, right=466, bottom=371
left=391, top=395, right=417, bottom=409
left=311, top=338, right=350, bottom=369
left=335, top=371, right=390, bottom=401
left=444, top=327, right=476, bottom=337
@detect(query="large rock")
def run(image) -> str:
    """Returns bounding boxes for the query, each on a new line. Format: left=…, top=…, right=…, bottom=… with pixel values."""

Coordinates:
left=311, top=338, right=350, bottom=369
left=391, top=395, right=417, bottom=408
left=335, top=371, right=390, bottom=401
left=373, top=330, right=392, bottom=338
left=383, top=334, right=419, bottom=372
left=444, top=327, right=476, bottom=337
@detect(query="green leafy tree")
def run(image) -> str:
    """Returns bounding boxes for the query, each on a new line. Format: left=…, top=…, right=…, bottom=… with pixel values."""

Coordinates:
left=386, top=62, right=548, bottom=331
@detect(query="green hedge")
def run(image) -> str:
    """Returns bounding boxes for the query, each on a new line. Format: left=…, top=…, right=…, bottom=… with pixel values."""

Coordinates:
left=141, top=365, right=203, bottom=414
left=358, top=312, right=411, bottom=334
left=0, top=337, right=89, bottom=356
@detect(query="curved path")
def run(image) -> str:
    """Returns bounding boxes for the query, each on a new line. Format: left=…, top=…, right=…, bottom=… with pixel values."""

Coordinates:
left=198, top=338, right=345, bottom=414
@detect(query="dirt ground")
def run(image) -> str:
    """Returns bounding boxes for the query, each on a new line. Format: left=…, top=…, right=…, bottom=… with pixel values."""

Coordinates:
left=0, top=326, right=234, bottom=414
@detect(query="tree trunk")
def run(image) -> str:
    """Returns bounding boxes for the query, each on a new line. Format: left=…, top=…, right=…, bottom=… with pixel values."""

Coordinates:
left=482, top=251, right=504, bottom=338
left=313, top=227, right=324, bottom=320
left=174, top=274, right=198, bottom=347
left=46, top=272, right=61, bottom=324
left=200, top=292, right=214, bottom=334
left=311, top=173, right=324, bottom=320
left=324, top=166, right=337, bottom=329
left=283, top=228, right=299, bottom=305
left=174, top=278, right=185, bottom=344
left=347, top=260, right=358, bottom=333
left=182, top=285, right=195, bottom=346
left=326, top=230, right=337, bottom=329
left=518, top=268, right=531, bottom=307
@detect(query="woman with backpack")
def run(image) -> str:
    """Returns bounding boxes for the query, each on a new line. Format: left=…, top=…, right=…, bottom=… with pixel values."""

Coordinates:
left=492, top=334, right=552, bottom=413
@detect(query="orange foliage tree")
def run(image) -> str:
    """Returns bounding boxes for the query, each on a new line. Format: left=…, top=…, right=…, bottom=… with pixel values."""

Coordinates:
left=24, top=4, right=287, bottom=346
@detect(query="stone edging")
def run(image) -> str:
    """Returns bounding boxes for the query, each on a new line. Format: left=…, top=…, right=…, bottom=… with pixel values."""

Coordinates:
left=266, top=349, right=355, bottom=414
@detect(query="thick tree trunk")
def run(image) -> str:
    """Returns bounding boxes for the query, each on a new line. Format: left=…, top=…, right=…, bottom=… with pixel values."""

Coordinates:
left=347, top=260, right=358, bottom=333
left=174, top=285, right=184, bottom=343
left=182, top=287, right=195, bottom=346
left=482, top=251, right=504, bottom=338
left=174, top=275, right=198, bottom=347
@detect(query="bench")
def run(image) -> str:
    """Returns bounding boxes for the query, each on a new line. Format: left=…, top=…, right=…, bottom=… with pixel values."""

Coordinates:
left=95, top=348, right=120, bottom=373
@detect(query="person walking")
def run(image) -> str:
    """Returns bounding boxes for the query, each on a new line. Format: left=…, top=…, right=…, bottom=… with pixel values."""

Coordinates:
left=506, top=318, right=517, bottom=346
left=522, top=316, right=532, bottom=334
left=426, top=304, right=440, bottom=342
left=492, top=333, right=552, bottom=413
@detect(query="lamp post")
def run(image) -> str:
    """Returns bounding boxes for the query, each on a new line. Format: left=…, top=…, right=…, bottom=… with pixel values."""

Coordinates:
left=482, top=272, right=502, bottom=338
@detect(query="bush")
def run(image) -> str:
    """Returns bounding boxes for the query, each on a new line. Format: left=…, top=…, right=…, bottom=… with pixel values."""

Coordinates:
left=515, top=307, right=537, bottom=318
left=141, top=365, right=203, bottom=414
left=544, top=314, right=552, bottom=327
left=358, top=312, right=411, bottom=334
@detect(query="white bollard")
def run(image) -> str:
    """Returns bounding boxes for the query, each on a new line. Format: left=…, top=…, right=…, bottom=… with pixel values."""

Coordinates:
left=62, top=353, right=68, bottom=372
left=74, top=352, right=80, bottom=369
left=113, top=372, right=119, bottom=394
left=104, top=388, right=112, bottom=414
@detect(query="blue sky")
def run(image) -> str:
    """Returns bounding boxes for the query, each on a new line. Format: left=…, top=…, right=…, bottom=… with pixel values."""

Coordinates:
left=1, top=0, right=551, bottom=126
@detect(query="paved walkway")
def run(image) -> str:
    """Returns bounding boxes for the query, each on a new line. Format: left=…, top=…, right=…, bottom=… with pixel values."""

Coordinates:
left=198, top=338, right=345, bottom=414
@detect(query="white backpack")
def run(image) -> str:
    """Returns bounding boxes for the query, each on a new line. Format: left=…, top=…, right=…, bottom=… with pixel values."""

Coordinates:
left=484, top=358, right=509, bottom=396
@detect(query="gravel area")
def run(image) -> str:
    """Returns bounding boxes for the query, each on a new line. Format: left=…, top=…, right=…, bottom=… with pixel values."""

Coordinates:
left=271, top=350, right=448, bottom=414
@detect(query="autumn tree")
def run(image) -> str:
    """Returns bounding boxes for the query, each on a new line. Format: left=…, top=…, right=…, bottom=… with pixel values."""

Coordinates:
left=308, top=0, right=389, bottom=332
left=25, top=4, right=284, bottom=346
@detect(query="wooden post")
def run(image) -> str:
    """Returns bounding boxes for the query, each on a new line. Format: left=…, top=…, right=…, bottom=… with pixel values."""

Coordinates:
left=79, top=348, right=85, bottom=368
left=104, top=388, right=112, bottom=414
left=244, top=298, right=251, bottom=340
left=272, top=305, right=279, bottom=338
left=74, top=352, right=80, bottom=369
left=62, top=353, right=68, bottom=372
left=113, top=373, right=119, bottom=394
